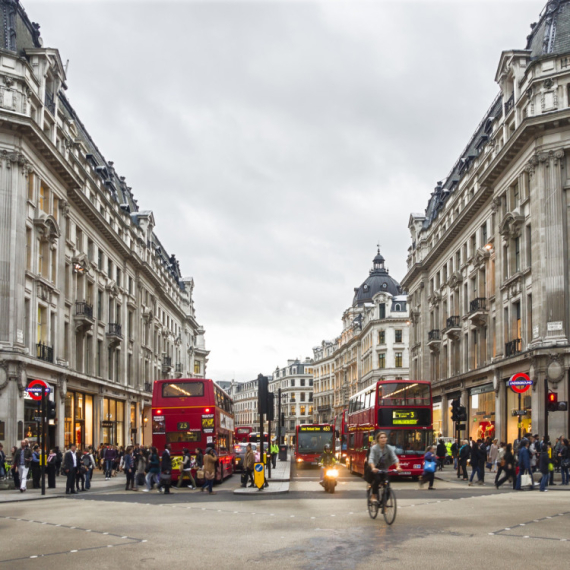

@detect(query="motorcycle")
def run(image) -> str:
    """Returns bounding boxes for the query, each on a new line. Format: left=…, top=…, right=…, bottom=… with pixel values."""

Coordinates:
left=322, top=466, right=339, bottom=493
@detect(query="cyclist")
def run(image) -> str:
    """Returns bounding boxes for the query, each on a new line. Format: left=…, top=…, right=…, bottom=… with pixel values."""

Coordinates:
left=319, top=444, right=336, bottom=485
left=369, top=432, right=402, bottom=503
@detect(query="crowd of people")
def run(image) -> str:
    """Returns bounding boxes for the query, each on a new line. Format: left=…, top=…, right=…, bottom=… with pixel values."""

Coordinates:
left=423, top=434, right=570, bottom=492
left=1, top=440, right=223, bottom=495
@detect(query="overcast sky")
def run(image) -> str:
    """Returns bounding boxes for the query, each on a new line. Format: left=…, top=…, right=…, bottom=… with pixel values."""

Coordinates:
left=27, top=0, right=542, bottom=381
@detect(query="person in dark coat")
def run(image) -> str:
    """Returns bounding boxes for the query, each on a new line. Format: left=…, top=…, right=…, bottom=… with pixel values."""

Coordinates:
left=436, top=439, right=447, bottom=471
left=515, top=438, right=532, bottom=490
left=539, top=443, right=550, bottom=492
left=477, top=439, right=487, bottom=484
left=496, top=444, right=516, bottom=489
left=468, top=441, right=481, bottom=485
left=458, top=440, right=470, bottom=481
left=31, top=444, right=41, bottom=489
left=46, top=449, right=57, bottom=489
left=158, top=444, right=173, bottom=494
left=54, top=446, right=62, bottom=476
left=63, top=444, right=78, bottom=494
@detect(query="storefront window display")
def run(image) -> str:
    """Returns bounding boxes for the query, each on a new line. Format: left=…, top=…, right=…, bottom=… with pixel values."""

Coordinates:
left=65, top=392, right=94, bottom=449
left=506, top=384, right=532, bottom=444
left=102, top=397, right=125, bottom=447
left=469, top=384, right=495, bottom=441
left=433, top=401, right=442, bottom=437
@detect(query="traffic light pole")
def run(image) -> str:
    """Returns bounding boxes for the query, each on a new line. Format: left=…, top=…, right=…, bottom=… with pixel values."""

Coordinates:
left=278, top=388, right=282, bottom=445
left=41, top=385, right=46, bottom=496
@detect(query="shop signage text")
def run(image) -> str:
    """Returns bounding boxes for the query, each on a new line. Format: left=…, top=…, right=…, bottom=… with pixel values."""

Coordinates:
left=507, top=373, right=532, bottom=394
left=27, top=380, right=50, bottom=401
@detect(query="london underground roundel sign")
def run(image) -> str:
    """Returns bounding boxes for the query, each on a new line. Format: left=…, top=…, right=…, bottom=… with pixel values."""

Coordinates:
left=508, top=372, right=532, bottom=394
left=27, top=379, right=50, bottom=401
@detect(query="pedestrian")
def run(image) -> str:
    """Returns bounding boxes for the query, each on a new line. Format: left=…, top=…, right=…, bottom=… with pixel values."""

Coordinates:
left=477, top=439, right=486, bottom=484
left=488, top=439, right=499, bottom=473
left=124, top=446, right=135, bottom=491
left=458, top=440, right=469, bottom=481
left=515, top=438, right=532, bottom=490
left=13, top=439, right=32, bottom=492
left=196, top=447, right=204, bottom=468
left=243, top=443, right=255, bottom=488
left=75, top=447, right=87, bottom=492
left=81, top=448, right=94, bottom=491
left=55, top=446, right=62, bottom=476
left=271, top=439, right=279, bottom=469
left=0, top=443, right=6, bottom=479
left=539, top=443, right=550, bottom=492
left=143, top=446, right=160, bottom=492
left=177, top=448, right=197, bottom=489
left=496, top=443, right=516, bottom=489
left=10, top=446, right=20, bottom=489
left=450, top=439, right=459, bottom=471
left=436, top=439, right=447, bottom=471
left=546, top=437, right=557, bottom=486
left=468, top=440, right=481, bottom=486
left=132, top=444, right=143, bottom=490
left=86, top=446, right=96, bottom=490
left=494, top=442, right=506, bottom=486
left=46, top=448, right=57, bottom=488
left=201, top=447, right=217, bottom=495
left=158, top=444, right=173, bottom=494
left=63, top=444, right=78, bottom=495
left=103, top=444, right=116, bottom=481
left=419, top=445, right=436, bottom=490
left=31, top=444, right=41, bottom=489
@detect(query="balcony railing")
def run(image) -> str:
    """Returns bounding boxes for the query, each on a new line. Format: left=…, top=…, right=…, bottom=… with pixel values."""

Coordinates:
left=505, top=338, right=522, bottom=357
left=469, top=297, right=487, bottom=313
left=428, top=329, right=441, bottom=342
left=37, top=342, right=53, bottom=363
left=176, top=363, right=183, bottom=373
left=107, top=323, right=122, bottom=338
left=45, top=91, right=55, bottom=116
left=446, top=316, right=461, bottom=329
left=75, top=301, right=93, bottom=320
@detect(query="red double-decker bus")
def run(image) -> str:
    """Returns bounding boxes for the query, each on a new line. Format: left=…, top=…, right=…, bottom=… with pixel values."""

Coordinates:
left=295, top=424, right=334, bottom=467
left=346, top=380, right=433, bottom=479
left=234, top=426, right=253, bottom=443
left=152, top=378, right=235, bottom=482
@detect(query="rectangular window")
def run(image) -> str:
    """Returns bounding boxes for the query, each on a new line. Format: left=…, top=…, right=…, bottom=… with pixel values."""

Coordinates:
left=39, top=182, right=49, bottom=214
left=194, top=360, right=201, bottom=375
left=85, top=337, right=91, bottom=375
left=87, top=239, right=94, bottom=262
left=395, top=352, right=403, bottom=368
left=107, top=259, right=113, bottom=279
left=526, top=225, right=532, bottom=267
left=395, top=329, right=402, bottom=343
left=378, top=353, right=386, bottom=369
left=108, top=348, right=114, bottom=381
left=300, top=378, right=305, bottom=387
left=98, top=249, right=103, bottom=271
left=290, top=405, right=295, bottom=415
left=481, top=222, right=487, bottom=246
left=378, top=330, right=385, bottom=344
left=300, top=405, right=306, bottom=415
left=116, top=268, right=121, bottom=288
left=53, top=196, right=59, bottom=222
left=28, top=172, right=34, bottom=201
left=50, top=248, right=56, bottom=283
left=26, top=227, right=32, bottom=270
left=128, top=311, right=133, bottom=340
left=379, top=303, right=386, bottom=319
left=97, top=290, right=103, bottom=321
left=515, top=237, right=521, bottom=273
left=96, top=340, right=102, bottom=377
left=128, top=276, right=133, bottom=295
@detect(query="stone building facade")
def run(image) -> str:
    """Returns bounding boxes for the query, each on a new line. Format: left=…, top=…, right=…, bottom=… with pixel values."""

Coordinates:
left=0, top=1, right=208, bottom=451
left=270, top=359, right=314, bottom=446
left=402, top=0, right=570, bottom=442
left=312, top=251, right=410, bottom=421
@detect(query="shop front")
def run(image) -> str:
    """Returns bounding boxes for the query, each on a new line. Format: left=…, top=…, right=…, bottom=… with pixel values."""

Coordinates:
left=505, top=378, right=532, bottom=444
left=101, top=397, right=125, bottom=447
left=433, top=399, right=442, bottom=437
left=468, top=384, right=495, bottom=441
left=24, top=381, right=56, bottom=448
left=64, top=391, right=94, bottom=449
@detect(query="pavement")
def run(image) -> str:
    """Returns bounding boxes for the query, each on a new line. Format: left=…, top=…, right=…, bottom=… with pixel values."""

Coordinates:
left=233, top=456, right=291, bottom=494
left=1, top=462, right=569, bottom=569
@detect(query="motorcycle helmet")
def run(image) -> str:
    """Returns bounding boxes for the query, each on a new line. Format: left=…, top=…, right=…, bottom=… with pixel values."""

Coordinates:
left=324, top=444, right=331, bottom=451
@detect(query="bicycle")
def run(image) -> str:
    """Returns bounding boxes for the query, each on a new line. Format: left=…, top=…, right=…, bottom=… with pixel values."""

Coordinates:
left=366, top=470, right=397, bottom=525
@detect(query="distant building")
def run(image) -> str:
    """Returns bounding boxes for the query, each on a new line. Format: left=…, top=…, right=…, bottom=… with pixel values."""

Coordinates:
left=270, top=359, right=314, bottom=446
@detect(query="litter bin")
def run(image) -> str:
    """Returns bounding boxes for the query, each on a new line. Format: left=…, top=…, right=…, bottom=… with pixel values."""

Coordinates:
left=279, top=445, right=288, bottom=462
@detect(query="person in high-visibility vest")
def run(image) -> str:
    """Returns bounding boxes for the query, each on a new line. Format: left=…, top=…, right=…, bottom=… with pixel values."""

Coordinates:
left=270, top=440, right=279, bottom=468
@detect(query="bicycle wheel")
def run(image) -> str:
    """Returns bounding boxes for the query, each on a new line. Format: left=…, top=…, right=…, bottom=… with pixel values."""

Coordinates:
left=367, top=488, right=378, bottom=519
left=382, top=486, right=397, bottom=525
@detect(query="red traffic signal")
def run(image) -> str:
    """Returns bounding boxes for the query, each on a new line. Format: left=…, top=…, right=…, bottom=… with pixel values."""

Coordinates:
left=547, top=392, right=559, bottom=412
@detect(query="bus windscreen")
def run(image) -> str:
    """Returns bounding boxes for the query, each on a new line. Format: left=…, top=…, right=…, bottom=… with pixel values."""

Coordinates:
left=385, top=429, right=433, bottom=455
left=298, top=429, right=333, bottom=454
left=161, top=381, right=204, bottom=398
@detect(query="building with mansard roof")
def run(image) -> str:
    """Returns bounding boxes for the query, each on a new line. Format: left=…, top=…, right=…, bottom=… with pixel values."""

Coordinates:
left=0, top=0, right=208, bottom=451
left=402, top=0, right=570, bottom=441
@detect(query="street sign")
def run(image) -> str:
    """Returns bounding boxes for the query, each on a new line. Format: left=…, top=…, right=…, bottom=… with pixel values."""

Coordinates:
left=27, top=379, right=50, bottom=401
left=456, top=424, right=466, bottom=431
left=516, top=410, right=527, bottom=416
left=507, top=373, right=532, bottom=394
left=254, top=462, right=265, bottom=490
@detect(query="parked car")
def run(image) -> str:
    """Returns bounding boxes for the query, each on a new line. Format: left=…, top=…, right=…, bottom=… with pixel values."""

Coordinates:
left=233, top=442, right=262, bottom=471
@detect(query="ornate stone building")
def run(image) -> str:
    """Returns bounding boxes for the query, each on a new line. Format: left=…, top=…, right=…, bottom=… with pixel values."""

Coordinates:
left=312, top=251, right=410, bottom=421
left=402, top=0, right=570, bottom=441
left=0, top=1, right=208, bottom=451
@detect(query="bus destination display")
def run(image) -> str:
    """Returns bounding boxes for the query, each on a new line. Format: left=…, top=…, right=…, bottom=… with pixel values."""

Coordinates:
left=299, top=425, right=331, bottom=432
left=378, top=408, right=431, bottom=427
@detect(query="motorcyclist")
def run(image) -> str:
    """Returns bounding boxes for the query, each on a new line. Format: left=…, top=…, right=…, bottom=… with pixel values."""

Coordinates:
left=319, top=444, right=336, bottom=485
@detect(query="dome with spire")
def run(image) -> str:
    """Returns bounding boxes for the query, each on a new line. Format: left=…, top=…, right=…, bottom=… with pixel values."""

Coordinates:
left=352, top=249, right=402, bottom=307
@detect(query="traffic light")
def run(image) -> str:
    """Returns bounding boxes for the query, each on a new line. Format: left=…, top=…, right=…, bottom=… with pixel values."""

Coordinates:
left=257, top=374, right=269, bottom=415
left=457, top=405, right=467, bottom=422
left=547, top=392, right=560, bottom=412
left=266, top=391, right=275, bottom=422
left=47, top=400, right=56, bottom=420
left=451, top=399, right=460, bottom=422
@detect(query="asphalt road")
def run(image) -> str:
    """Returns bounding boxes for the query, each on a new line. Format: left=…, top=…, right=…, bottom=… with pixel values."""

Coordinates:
left=1, top=464, right=569, bottom=569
